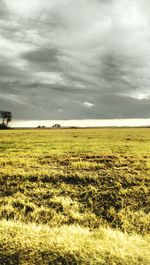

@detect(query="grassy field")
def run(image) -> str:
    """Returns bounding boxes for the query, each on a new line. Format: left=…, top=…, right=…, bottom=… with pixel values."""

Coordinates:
left=0, top=128, right=150, bottom=264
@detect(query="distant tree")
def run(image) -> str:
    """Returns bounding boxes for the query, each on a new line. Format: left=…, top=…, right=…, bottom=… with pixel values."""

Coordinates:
left=52, top=124, right=61, bottom=128
left=0, top=110, right=12, bottom=128
left=5, top=111, right=12, bottom=126
left=37, top=126, right=46, bottom=129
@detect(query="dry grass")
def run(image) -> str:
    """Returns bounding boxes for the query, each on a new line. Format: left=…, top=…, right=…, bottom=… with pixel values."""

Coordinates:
left=0, top=220, right=150, bottom=265
left=0, top=128, right=150, bottom=264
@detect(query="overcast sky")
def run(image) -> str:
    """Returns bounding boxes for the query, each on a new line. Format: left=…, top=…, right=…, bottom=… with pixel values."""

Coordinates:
left=0, top=0, right=150, bottom=120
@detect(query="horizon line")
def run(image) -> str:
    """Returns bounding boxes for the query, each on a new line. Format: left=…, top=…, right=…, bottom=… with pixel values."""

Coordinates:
left=10, top=118, right=150, bottom=128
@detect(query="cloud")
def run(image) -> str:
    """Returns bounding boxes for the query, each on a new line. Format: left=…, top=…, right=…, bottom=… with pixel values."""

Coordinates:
left=0, top=0, right=150, bottom=119
left=0, top=1, right=8, bottom=19
left=83, top=101, right=95, bottom=109
left=0, top=92, right=27, bottom=105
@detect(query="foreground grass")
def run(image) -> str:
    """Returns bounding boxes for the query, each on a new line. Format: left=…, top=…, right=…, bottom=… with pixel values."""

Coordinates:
left=1, top=220, right=150, bottom=265
left=0, top=128, right=150, bottom=264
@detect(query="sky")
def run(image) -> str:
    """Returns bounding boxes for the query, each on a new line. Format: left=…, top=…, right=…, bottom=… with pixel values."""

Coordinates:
left=11, top=119, right=150, bottom=128
left=0, top=0, right=150, bottom=122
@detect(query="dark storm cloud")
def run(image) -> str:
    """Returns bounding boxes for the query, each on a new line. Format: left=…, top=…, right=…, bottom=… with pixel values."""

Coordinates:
left=0, top=0, right=150, bottom=119
left=22, top=48, right=59, bottom=64
left=22, top=47, right=61, bottom=73
left=0, top=1, right=8, bottom=19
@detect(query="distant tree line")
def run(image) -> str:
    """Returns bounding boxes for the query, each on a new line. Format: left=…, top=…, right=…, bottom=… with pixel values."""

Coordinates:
left=0, top=110, right=12, bottom=129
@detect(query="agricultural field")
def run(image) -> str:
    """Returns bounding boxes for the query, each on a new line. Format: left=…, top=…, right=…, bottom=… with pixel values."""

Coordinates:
left=0, top=128, right=150, bottom=265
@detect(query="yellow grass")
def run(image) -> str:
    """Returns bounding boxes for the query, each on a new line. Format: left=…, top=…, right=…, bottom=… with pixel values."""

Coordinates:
left=0, top=128, right=150, bottom=264
left=0, top=220, right=150, bottom=265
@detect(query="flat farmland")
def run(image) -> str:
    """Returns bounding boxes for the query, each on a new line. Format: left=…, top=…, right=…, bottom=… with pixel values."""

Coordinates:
left=0, top=128, right=150, bottom=265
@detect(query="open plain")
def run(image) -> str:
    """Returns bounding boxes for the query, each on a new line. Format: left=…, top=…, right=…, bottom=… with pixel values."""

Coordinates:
left=0, top=128, right=150, bottom=264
